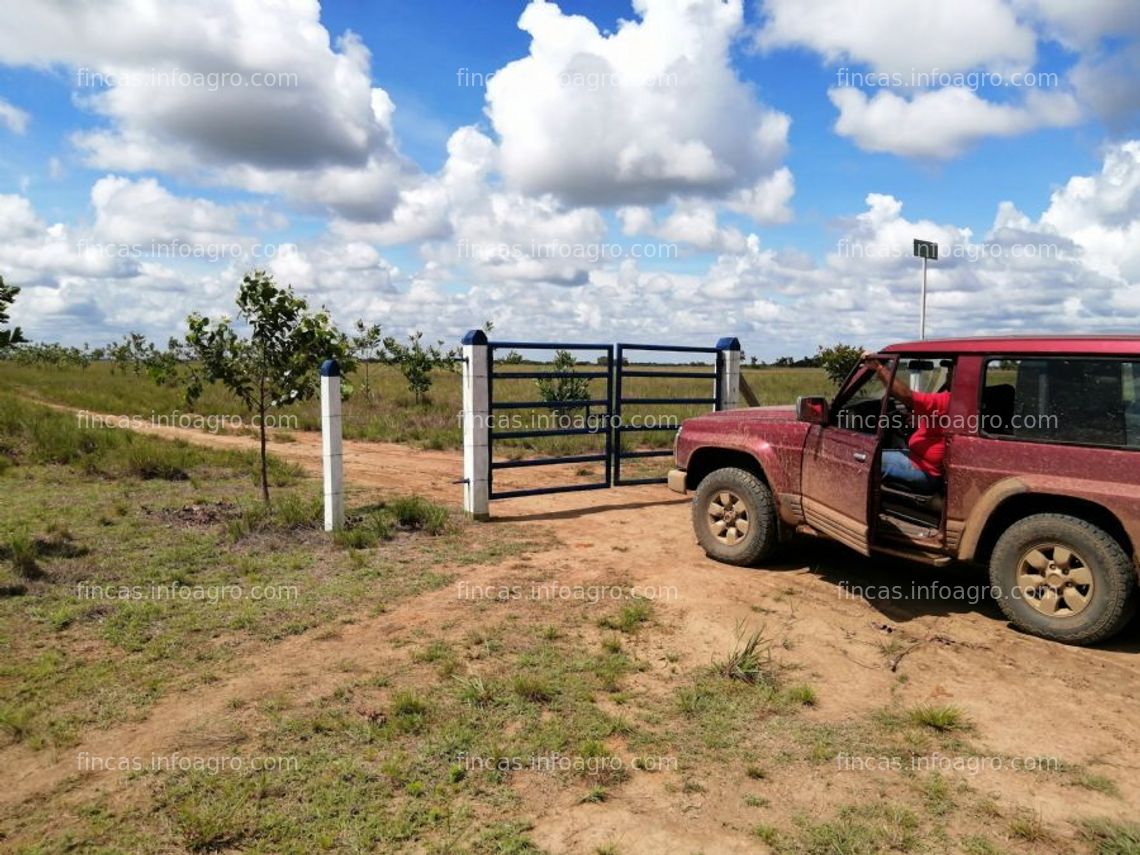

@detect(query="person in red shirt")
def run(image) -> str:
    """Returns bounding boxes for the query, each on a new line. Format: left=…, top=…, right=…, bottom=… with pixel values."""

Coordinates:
left=866, top=357, right=952, bottom=491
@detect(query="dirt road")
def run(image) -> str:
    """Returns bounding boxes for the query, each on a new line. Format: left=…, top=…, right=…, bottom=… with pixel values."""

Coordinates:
left=6, top=421, right=1139, bottom=852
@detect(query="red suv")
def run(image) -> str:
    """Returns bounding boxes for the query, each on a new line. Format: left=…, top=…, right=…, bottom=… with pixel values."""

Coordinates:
left=669, top=337, right=1140, bottom=645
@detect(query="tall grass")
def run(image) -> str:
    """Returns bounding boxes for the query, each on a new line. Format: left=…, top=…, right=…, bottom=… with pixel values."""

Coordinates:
left=0, top=391, right=302, bottom=486
left=0, top=360, right=833, bottom=454
left=2, top=530, right=40, bottom=579
left=1, top=357, right=832, bottom=492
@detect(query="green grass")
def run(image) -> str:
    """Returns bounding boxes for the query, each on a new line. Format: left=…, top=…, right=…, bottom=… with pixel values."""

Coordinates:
left=1007, top=810, right=1052, bottom=844
left=715, top=626, right=774, bottom=685
left=783, top=685, right=817, bottom=707
left=1, top=529, right=40, bottom=579
left=0, top=359, right=833, bottom=459
left=785, top=803, right=920, bottom=855
left=598, top=597, right=653, bottom=633
left=959, top=836, right=1006, bottom=855
left=1079, top=818, right=1140, bottom=855
left=332, top=497, right=452, bottom=550
left=6, top=620, right=650, bottom=852
left=4, top=372, right=1130, bottom=854
left=1073, top=770, right=1122, bottom=798
left=907, top=704, right=967, bottom=732
left=0, top=387, right=303, bottom=488
left=387, top=496, right=450, bottom=534
left=0, top=396, right=540, bottom=755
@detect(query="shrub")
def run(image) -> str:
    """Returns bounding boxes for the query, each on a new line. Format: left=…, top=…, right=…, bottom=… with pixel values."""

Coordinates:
left=3, top=530, right=40, bottom=579
left=272, top=493, right=323, bottom=529
left=816, top=342, right=865, bottom=386
left=908, top=704, right=966, bottom=732
left=387, top=496, right=449, bottom=534
left=334, top=511, right=396, bottom=549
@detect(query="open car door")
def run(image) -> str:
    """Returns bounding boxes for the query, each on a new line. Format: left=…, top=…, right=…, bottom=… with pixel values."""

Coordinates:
left=800, top=358, right=893, bottom=555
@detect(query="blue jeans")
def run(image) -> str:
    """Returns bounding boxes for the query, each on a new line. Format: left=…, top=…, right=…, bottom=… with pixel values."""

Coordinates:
left=881, top=450, right=941, bottom=492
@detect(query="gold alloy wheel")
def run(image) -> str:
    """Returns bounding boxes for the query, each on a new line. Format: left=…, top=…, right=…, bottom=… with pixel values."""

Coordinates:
left=1015, top=543, right=1094, bottom=616
left=708, top=490, right=750, bottom=547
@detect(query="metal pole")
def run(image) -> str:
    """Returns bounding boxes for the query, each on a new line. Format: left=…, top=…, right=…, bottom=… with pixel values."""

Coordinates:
left=920, top=256, right=928, bottom=340
left=715, top=337, right=741, bottom=411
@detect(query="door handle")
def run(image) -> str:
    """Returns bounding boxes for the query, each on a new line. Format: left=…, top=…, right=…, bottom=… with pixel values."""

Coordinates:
left=853, top=452, right=867, bottom=463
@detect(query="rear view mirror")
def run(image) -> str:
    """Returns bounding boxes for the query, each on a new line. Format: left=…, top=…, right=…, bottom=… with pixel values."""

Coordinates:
left=796, top=395, right=829, bottom=425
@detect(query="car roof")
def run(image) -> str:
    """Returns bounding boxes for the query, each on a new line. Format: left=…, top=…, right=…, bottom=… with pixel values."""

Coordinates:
left=881, top=335, right=1140, bottom=355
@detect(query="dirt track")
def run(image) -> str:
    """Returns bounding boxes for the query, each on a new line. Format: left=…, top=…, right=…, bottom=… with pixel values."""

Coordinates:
left=5, top=421, right=1139, bottom=851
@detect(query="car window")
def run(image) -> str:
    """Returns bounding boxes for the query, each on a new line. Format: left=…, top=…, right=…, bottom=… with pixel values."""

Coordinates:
left=895, top=357, right=953, bottom=396
left=981, top=357, right=1140, bottom=448
left=832, top=360, right=890, bottom=434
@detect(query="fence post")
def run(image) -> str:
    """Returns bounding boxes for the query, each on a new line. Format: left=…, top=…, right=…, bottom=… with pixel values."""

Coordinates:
left=461, top=329, right=490, bottom=520
left=716, top=337, right=741, bottom=410
left=320, top=359, right=345, bottom=532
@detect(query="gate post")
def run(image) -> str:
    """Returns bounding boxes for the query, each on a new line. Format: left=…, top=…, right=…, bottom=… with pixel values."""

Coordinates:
left=716, top=337, right=741, bottom=410
left=320, top=359, right=345, bottom=532
left=461, top=329, right=490, bottom=520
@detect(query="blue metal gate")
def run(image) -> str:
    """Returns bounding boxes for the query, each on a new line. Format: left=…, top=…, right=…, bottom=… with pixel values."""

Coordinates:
left=612, top=343, right=722, bottom=486
left=487, top=341, right=614, bottom=501
left=482, top=339, right=727, bottom=500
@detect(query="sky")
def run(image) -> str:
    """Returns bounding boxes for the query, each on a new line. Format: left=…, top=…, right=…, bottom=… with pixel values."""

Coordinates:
left=0, top=0, right=1137, bottom=360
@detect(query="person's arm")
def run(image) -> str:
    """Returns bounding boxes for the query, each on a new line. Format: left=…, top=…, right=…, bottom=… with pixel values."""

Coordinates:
left=865, top=356, right=913, bottom=408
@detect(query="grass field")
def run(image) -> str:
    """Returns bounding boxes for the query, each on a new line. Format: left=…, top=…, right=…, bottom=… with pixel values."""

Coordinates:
left=0, top=359, right=834, bottom=453
left=2, top=389, right=1137, bottom=853
left=0, top=392, right=545, bottom=753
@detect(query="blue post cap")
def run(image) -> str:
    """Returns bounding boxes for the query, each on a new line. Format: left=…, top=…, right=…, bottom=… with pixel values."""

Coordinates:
left=461, top=329, right=488, bottom=345
left=715, top=337, right=741, bottom=351
left=319, top=359, right=341, bottom=377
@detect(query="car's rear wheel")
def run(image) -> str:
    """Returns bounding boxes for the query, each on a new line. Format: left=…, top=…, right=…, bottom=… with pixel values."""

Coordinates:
left=989, top=513, right=1137, bottom=645
left=692, top=467, right=777, bottom=566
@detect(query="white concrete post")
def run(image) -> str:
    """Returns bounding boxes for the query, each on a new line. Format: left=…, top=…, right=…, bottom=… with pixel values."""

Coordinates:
left=461, top=329, right=490, bottom=520
left=716, top=337, right=741, bottom=411
left=320, top=359, right=344, bottom=532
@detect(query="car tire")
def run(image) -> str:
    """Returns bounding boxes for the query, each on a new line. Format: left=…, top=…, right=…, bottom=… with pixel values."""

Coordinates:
left=692, top=467, right=777, bottom=566
left=989, top=513, right=1137, bottom=645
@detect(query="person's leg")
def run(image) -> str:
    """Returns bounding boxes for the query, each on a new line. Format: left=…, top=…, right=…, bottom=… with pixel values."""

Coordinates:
left=880, top=450, right=939, bottom=491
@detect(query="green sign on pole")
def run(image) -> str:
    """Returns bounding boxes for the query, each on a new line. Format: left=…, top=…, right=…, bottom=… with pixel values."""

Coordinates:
left=913, top=239, right=938, bottom=260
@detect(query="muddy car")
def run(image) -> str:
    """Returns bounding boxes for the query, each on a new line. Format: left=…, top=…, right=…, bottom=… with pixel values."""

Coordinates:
left=668, top=336, right=1140, bottom=645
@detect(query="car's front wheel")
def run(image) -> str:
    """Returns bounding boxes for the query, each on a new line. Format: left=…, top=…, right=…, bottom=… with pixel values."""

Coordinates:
left=692, top=467, right=777, bottom=566
left=989, top=513, right=1137, bottom=645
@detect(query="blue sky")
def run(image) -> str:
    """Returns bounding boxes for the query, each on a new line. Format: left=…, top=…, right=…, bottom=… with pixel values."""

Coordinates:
left=0, top=1, right=1137, bottom=358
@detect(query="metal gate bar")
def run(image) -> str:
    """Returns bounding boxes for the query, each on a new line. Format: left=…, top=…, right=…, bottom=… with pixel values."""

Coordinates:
left=613, top=343, right=723, bottom=486
left=487, top=341, right=614, bottom=501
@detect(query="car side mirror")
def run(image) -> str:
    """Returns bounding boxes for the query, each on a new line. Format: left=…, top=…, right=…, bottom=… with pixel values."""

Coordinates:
left=796, top=395, right=829, bottom=425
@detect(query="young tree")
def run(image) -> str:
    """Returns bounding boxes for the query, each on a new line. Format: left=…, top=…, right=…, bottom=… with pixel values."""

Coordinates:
left=350, top=320, right=384, bottom=399
left=382, top=331, right=457, bottom=404
left=536, top=350, right=590, bottom=414
left=0, top=275, right=27, bottom=349
left=816, top=342, right=865, bottom=386
left=107, top=332, right=163, bottom=375
left=182, top=271, right=352, bottom=502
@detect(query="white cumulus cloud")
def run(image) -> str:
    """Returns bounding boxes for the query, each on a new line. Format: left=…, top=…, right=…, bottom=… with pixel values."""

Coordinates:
left=829, top=86, right=1083, bottom=158
left=485, top=0, right=791, bottom=207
